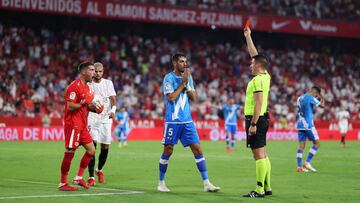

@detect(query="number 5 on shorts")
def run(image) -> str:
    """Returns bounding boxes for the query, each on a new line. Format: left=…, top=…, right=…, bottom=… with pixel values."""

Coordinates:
left=162, top=126, right=174, bottom=144
left=168, top=128, right=173, bottom=136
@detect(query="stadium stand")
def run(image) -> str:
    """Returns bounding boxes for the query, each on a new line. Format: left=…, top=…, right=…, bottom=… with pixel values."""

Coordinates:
left=0, top=14, right=359, bottom=122
left=125, top=0, right=360, bottom=21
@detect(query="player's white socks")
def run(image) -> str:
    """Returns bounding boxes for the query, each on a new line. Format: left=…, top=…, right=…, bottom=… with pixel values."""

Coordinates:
left=74, top=176, right=83, bottom=180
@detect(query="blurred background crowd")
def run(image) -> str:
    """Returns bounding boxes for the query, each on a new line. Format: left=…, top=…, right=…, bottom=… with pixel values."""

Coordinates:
left=0, top=1, right=359, bottom=124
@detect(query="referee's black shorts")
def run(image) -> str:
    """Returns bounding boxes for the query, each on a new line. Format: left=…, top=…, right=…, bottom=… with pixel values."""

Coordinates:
left=245, top=114, right=269, bottom=149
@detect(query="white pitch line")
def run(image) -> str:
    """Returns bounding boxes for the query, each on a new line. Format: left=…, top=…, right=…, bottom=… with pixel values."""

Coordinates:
left=1, top=179, right=144, bottom=200
left=0, top=192, right=143, bottom=200
left=5, top=179, right=143, bottom=193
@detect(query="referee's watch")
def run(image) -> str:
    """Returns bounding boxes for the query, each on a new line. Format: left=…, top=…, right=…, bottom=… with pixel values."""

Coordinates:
left=250, top=122, right=257, bottom=127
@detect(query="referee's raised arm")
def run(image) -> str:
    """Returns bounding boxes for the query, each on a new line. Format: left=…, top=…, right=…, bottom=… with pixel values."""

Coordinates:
left=244, top=27, right=258, bottom=58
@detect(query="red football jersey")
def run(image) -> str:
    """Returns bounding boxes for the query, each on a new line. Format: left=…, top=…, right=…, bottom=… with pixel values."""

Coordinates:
left=64, top=78, right=91, bottom=130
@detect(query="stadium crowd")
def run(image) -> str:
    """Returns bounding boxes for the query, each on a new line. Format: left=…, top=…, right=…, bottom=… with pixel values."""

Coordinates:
left=0, top=23, right=359, bottom=122
left=126, top=0, right=360, bottom=21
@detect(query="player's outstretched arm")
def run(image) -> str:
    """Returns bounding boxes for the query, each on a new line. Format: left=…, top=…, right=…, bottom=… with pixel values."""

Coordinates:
left=244, top=27, right=258, bottom=57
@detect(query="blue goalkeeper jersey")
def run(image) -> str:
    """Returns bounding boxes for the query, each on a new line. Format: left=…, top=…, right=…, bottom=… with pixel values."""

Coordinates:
left=163, top=71, right=195, bottom=123
left=296, top=93, right=320, bottom=130
left=221, top=104, right=240, bottom=126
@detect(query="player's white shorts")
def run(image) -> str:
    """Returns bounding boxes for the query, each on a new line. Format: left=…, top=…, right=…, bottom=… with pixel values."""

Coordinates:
left=89, top=122, right=113, bottom=144
left=339, top=124, right=348, bottom=134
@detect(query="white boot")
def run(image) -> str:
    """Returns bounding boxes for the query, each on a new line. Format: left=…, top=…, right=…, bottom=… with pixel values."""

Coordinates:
left=303, top=162, right=317, bottom=172
left=203, top=179, right=220, bottom=192
left=157, top=181, right=170, bottom=192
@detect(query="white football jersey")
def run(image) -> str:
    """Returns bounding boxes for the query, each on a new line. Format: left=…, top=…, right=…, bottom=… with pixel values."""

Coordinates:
left=88, top=78, right=116, bottom=124
left=336, top=110, right=350, bottom=126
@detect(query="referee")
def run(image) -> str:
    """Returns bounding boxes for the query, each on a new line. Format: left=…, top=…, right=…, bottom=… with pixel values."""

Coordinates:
left=242, top=27, right=272, bottom=198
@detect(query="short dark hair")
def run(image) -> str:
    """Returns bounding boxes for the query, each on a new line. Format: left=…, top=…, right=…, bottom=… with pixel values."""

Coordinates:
left=172, top=53, right=186, bottom=62
left=311, top=86, right=321, bottom=94
left=78, top=61, right=93, bottom=72
left=252, top=54, right=269, bottom=69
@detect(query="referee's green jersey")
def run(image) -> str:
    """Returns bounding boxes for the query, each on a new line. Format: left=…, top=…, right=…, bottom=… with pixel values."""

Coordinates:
left=244, top=71, right=271, bottom=116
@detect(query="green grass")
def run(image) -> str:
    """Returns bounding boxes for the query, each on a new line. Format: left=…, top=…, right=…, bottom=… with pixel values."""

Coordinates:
left=0, top=141, right=359, bottom=203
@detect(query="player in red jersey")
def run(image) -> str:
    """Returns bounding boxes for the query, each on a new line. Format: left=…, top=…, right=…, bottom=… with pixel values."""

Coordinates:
left=58, top=61, right=104, bottom=191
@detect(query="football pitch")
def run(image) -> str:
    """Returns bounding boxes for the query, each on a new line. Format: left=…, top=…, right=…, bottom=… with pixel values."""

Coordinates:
left=0, top=140, right=359, bottom=203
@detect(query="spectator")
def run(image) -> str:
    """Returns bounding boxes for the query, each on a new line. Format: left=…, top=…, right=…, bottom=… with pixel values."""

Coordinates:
left=0, top=23, right=359, bottom=122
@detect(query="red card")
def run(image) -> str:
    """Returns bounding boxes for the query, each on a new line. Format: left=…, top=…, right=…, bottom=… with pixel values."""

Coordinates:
left=245, top=19, right=251, bottom=29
